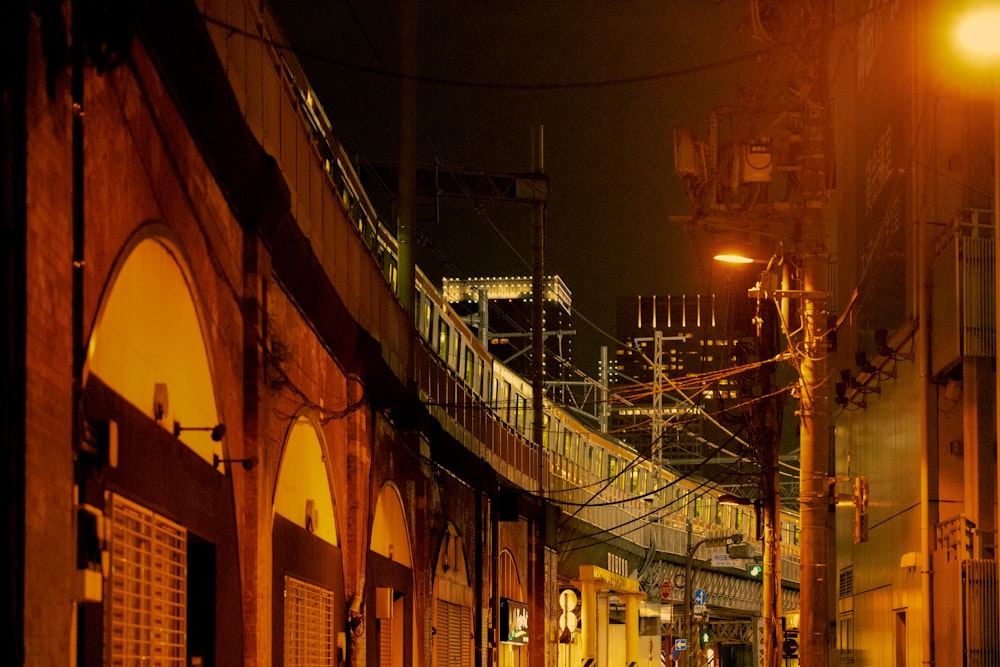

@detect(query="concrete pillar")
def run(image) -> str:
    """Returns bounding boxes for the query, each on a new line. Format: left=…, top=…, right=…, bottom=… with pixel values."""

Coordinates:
left=581, top=577, right=597, bottom=667
left=626, top=593, right=639, bottom=667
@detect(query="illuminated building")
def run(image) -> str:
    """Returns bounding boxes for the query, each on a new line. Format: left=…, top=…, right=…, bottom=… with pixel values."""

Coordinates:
left=442, top=275, right=574, bottom=398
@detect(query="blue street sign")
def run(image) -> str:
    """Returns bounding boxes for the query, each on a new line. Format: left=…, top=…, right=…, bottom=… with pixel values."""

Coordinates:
left=694, top=589, right=707, bottom=605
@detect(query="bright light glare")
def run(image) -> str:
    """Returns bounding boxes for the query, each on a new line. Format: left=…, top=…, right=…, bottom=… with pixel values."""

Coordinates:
left=713, top=252, right=755, bottom=264
left=955, top=7, right=1000, bottom=61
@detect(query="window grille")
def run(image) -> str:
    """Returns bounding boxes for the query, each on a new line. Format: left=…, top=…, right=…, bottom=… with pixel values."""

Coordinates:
left=107, top=493, right=187, bottom=666
left=284, top=576, right=337, bottom=667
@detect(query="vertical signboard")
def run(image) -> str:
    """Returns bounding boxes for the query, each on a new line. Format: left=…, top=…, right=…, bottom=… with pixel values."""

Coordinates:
left=500, top=598, right=529, bottom=644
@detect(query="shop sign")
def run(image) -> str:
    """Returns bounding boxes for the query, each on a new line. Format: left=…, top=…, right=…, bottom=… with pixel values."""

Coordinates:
left=500, top=598, right=529, bottom=644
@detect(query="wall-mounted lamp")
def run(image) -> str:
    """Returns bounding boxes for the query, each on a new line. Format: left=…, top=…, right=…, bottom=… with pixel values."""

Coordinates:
left=840, top=368, right=860, bottom=389
left=856, top=348, right=895, bottom=380
left=835, top=382, right=865, bottom=409
left=855, top=350, right=876, bottom=375
left=840, top=368, right=878, bottom=396
left=874, top=328, right=893, bottom=357
left=874, top=328, right=911, bottom=361
left=212, top=453, right=258, bottom=471
left=173, top=421, right=226, bottom=441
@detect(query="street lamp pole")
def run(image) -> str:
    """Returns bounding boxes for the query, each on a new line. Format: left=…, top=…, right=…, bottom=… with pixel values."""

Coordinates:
left=682, top=520, right=742, bottom=667
left=795, top=3, right=833, bottom=665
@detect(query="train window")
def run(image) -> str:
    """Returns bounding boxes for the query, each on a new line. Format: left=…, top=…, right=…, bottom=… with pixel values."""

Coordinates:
left=594, top=449, right=603, bottom=476
left=638, top=470, right=647, bottom=496
left=437, top=318, right=449, bottom=359
left=501, top=381, right=511, bottom=420
left=463, top=347, right=474, bottom=385
left=413, top=292, right=422, bottom=332
left=563, top=431, right=572, bottom=458
left=421, top=296, right=432, bottom=339
left=693, top=495, right=702, bottom=519
left=587, top=445, right=594, bottom=471
left=514, top=394, right=526, bottom=433
left=492, top=377, right=500, bottom=411
left=714, top=500, right=723, bottom=524
left=477, top=359, right=485, bottom=396
left=451, top=330, right=461, bottom=369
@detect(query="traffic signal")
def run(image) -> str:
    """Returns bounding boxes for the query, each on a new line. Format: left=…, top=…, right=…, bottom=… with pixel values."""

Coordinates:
left=747, top=562, right=764, bottom=579
left=699, top=623, right=713, bottom=647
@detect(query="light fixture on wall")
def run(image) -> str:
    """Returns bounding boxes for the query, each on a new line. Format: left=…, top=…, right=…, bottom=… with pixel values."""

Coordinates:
left=874, top=327, right=911, bottom=361
left=212, top=453, right=258, bottom=471
left=855, top=350, right=876, bottom=375
left=173, top=421, right=226, bottom=441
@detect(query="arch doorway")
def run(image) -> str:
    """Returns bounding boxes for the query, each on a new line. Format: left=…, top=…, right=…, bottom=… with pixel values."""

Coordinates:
left=82, top=233, right=241, bottom=664
left=369, top=483, right=414, bottom=667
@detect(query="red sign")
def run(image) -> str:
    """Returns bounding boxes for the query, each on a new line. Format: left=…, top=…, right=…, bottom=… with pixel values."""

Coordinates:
left=660, top=579, right=672, bottom=598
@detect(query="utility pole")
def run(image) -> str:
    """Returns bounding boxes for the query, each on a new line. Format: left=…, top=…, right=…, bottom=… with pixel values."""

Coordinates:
left=795, top=2, right=833, bottom=665
left=531, top=125, right=546, bottom=488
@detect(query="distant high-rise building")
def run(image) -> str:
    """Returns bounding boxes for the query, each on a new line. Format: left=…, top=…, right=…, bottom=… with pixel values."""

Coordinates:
left=610, top=290, right=760, bottom=482
left=442, top=275, right=574, bottom=398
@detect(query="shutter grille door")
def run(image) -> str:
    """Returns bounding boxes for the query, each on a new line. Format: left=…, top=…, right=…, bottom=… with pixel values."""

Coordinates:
left=963, top=560, right=1000, bottom=667
left=380, top=616, right=393, bottom=667
left=284, top=576, right=336, bottom=666
left=436, top=599, right=472, bottom=667
left=107, top=494, right=187, bottom=666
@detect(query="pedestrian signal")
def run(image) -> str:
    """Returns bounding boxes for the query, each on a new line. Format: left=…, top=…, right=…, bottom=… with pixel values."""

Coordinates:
left=747, top=563, right=764, bottom=579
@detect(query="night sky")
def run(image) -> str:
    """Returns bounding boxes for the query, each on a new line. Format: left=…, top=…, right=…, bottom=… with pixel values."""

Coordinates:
left=268, top=0, right=759, bottom=372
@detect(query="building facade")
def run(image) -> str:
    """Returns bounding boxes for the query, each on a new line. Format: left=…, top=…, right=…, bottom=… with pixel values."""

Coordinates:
left=442, top=275, right=575, bottom=403
left=830, top=1, right=999, bottom=664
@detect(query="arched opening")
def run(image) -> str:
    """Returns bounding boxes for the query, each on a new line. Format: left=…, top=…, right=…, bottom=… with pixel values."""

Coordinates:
left=272, top=413, right=345, bottom=666
left=432, top=523, right=473, bottom=667
left=498, top=549, right=527, bottom=667
left=86, top=233, right=221, bottom=464
left=370, top=483, right=414, bottom=667
left=82, top=232, right=241, bottom=665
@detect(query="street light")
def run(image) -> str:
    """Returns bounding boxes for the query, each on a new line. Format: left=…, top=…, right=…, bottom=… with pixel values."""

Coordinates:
left=714, top=250, right=785, bottom=667
left=955, top=7, right=1000, bottom=62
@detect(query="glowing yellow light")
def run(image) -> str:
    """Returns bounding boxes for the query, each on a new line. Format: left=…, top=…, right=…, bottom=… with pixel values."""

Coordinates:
left=955, top=7, right=1000, bottom=61
left=712, top=252, right=755, bottom=264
